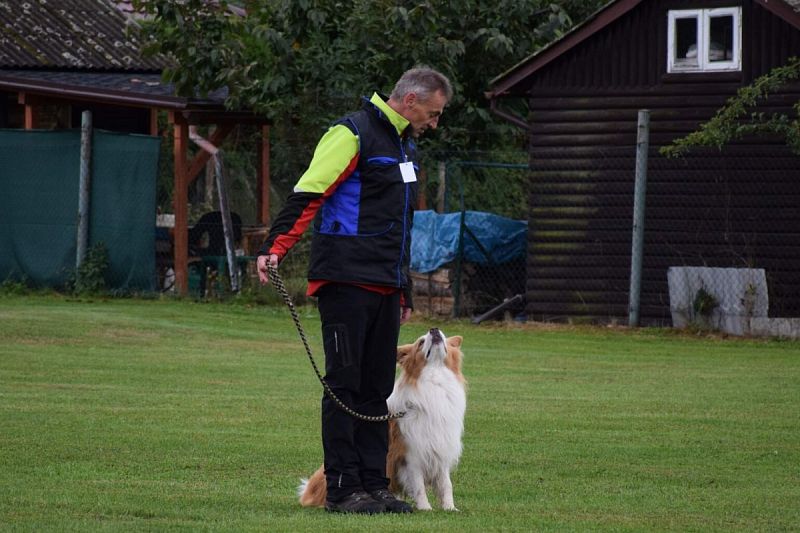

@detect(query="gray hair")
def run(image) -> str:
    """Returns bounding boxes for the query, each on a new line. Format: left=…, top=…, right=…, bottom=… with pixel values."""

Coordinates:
left=390, top=66, right=453, bottom=103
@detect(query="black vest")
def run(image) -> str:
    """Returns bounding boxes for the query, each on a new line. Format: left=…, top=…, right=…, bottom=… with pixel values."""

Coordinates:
left=307, top=97, right=418, bottom=290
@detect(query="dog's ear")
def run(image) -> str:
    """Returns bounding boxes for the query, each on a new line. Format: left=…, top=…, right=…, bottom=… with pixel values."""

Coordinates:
left=396, top=343, right=413, bottom=363
left=447, top=335, right=463, bottom=349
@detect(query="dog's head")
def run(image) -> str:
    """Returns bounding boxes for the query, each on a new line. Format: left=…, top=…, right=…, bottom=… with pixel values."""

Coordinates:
left=396, top=328, right=464, bottom=383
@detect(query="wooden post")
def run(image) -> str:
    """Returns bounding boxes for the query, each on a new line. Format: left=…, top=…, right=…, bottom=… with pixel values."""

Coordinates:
left=205, top=160, right=215, bottom=207
left=172, top=114, right=190, bottom=295
left=148, top=108, right=159, bottom=137
left=18, top=92, right=39, bottom=129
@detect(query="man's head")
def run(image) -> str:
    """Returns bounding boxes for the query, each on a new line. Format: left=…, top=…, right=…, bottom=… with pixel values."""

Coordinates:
left=388, top=66, right=453, bottom=137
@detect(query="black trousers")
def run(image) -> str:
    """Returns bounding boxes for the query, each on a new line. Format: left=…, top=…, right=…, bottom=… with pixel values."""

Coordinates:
left=316, top=283, right=400, bottom=502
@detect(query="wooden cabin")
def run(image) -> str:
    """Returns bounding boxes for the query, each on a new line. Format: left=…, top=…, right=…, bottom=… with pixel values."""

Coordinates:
left=487, top=0, right=800, bottom=325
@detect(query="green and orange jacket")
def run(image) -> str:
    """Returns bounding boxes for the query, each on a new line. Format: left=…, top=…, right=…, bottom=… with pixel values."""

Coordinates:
left=259, top=93, right=419, bottom=308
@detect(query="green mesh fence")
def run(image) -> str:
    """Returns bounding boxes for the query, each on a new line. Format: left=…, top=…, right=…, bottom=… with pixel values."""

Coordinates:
left=0, top=128, right=160, bottom=291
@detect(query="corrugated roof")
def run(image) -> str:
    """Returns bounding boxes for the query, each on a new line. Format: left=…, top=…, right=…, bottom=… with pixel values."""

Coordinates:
left=0, top=0, right=171, bottom=71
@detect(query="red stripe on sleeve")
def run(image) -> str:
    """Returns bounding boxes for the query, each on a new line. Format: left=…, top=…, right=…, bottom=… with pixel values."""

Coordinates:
left=269, top=152, right=360, bottom=258
left=322, top=152, right=359, bottom=198
left=270, top=197, right=322, bottom=258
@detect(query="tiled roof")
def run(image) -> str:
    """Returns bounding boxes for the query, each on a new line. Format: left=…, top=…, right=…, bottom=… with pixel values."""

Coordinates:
left=0, top=0, right=171, bottom=71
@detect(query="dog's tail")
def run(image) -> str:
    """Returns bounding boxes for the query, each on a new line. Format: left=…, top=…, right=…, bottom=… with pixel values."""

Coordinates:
left=298, top=466, right=327, bottom=507
left=297, top=478, right=309, bottom=499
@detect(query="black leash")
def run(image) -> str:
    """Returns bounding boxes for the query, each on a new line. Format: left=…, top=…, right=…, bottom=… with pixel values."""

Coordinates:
left=266, top=264, right=405, bottom=422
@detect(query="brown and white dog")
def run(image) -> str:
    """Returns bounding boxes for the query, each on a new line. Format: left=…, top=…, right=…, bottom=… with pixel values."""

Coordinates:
left=298, top=328, right=466, bottom=511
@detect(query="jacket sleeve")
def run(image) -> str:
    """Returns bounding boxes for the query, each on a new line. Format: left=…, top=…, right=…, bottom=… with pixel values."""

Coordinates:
left=258, top=125, right=359, bottom=260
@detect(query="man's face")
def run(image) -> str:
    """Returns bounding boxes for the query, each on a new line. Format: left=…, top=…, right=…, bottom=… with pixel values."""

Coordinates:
left=403, top=90, right=448, bottom=137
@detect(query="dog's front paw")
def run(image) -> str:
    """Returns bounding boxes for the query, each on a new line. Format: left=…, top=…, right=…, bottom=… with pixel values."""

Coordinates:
left=415, top=503, right=433, bottom=511
left=443, top=505, right=460, bottom=512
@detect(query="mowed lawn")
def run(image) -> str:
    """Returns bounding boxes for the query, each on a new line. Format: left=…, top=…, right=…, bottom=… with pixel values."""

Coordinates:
left=1, top=294, right=798, bottom=532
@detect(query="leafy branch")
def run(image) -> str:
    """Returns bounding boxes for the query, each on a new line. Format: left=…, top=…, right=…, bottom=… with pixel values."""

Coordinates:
left=131, top=0, right=590, bottom=155
left=661, top=56, right=800, bottom=157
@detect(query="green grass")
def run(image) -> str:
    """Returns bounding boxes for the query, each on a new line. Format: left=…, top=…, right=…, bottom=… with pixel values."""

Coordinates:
left=1, top=294, right=798, bottom=532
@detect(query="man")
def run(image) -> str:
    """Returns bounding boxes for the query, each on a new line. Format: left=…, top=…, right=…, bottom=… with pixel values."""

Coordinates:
left=257, top=66, right=452, bottom=514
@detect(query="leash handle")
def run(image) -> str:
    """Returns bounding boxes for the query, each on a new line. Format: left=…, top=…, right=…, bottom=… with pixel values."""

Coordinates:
left=266, top=264, right=405, bottom=422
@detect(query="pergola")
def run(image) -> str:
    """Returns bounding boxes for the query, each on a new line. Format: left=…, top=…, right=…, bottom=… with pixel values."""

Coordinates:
left=0, top=70, right=271, bottom=294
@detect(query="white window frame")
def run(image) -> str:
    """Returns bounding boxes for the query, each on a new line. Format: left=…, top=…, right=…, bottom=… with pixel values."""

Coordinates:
left=667, top=7, right=741, bottom=73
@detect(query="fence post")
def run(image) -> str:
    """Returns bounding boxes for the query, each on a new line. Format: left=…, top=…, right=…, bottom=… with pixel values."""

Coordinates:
left=76, top=110, right=92, bottom=268
left=629, top=110, right=650, bottom=327
left=213, top=153, right=240, bottom=293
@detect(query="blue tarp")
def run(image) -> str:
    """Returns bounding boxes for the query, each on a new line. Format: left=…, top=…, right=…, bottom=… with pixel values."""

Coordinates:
left=410, top=210, right=527, bottom=273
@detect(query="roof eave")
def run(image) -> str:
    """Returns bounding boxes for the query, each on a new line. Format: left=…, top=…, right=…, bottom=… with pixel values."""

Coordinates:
left=487, top=0, right=643, bottom=99
left=755, top=0, right=800, bottom=30
left=0, top=73, right=199, bottom=110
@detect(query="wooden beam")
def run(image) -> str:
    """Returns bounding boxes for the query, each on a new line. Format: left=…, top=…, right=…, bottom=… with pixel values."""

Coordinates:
left=257, top=125, right=271, bottom=225
left=23, top=105, right=38, bottom=129
left=171, top=112, right=190, bottom=295
left=18, top=93, right=39, bottom=129
left=179, top=109, right=272, bottom=125
left=149, top=108, right=159, bottom=137
left=185, top=123, right=235, bottom=185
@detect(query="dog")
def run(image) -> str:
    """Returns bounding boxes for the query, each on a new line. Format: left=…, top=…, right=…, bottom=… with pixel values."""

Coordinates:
left=298, top=328, right=466, bottom=511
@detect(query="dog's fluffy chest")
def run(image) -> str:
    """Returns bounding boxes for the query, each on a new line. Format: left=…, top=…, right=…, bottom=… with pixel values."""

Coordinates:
left=388, top=365, right=466, bottom=467
left=390, top=365, right=465, bottom=414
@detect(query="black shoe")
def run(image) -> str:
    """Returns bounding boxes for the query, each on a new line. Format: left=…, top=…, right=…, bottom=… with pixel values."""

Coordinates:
left=369, top=489, right=413, bottom=513
left=325, top=491, right=386, bottom=514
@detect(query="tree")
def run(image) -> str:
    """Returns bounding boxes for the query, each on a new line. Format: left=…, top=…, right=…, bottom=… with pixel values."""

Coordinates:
left=662, top=56, right=800, bottom=157
left=133, top=0, right=607, bottom=219
left=133, top=0, right=603, bottom=155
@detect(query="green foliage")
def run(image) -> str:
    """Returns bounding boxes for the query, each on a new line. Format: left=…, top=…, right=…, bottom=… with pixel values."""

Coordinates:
left=0, top=276, right=30, bottom=295
left=662, top=56, right=800, bottom=157
left=132, top=0, right=598, bottom=158
left=692, top=286, right=718, bottom=318
left=444, top=160, right=529, bottom=219
left=67, top=242, right=110, bottom=295
left=133, top=0, right=606, bottom=220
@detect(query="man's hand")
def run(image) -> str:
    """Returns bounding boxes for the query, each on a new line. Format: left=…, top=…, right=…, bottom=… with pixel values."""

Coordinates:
left=257, top=254, right=279, bottom=285
left=400, top=306, right=412, bottom=324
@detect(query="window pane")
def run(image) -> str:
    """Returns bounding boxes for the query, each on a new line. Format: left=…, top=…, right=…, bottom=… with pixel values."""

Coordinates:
left=675, top=17, right=698, bottom=67
left=709, top=16, right=733, bottom=62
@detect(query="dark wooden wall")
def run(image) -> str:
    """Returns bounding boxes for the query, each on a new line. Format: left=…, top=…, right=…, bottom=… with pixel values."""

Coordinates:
left=70, top=103, right=151, bottom=134
left=523, top=0, right=800, bottom=323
